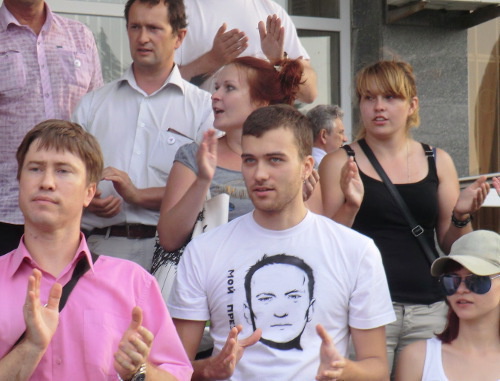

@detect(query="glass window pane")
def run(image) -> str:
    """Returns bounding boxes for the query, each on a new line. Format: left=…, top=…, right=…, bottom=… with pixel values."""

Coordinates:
left=289, top=0, right=339, bottom=19
left=61, top=14, right=131, bottom=83
left=297, top=30, right=340, bottom=111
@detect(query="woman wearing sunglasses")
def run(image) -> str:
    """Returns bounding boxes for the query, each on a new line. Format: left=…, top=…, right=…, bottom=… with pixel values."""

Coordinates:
left=395, top=230, right=500, bottom=381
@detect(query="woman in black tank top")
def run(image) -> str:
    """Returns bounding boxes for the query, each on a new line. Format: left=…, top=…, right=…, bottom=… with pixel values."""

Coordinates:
left=318, top=60, right=491, bottom=377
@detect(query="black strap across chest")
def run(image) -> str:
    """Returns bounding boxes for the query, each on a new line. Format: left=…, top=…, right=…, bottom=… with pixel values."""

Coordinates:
left=348, top=139, right=437, bottom=266
left=13, top=252, right=99, bottom=347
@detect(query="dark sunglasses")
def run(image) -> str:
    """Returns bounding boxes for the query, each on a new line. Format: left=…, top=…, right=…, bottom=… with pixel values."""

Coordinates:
left=439, top=273, right=500, bottom=296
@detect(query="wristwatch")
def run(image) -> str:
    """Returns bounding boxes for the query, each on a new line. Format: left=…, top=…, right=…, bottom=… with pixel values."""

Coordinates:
left=130, top=364, right=146, bottom=381
left=118, top=364, right=146, bottom=381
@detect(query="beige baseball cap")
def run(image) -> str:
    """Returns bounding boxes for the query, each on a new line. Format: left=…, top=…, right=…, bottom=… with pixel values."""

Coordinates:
left=431, top=230, right=500, bottom=276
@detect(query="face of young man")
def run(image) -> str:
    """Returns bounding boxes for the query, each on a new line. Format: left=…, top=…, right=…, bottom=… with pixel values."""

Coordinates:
left=127, top=1, right=185, bottom=75
left=18, top=141, right=95, bottom=232
left=241, top=126, right=313, bottom=224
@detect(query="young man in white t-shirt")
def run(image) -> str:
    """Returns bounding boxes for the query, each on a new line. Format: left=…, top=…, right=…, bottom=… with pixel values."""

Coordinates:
left=168, top=104, right=396, bottom=380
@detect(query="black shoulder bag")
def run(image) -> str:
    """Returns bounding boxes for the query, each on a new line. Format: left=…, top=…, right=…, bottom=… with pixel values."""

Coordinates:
left=358, top=139, right=437, bottom=265
left=13, top=252, right=100, bottom=347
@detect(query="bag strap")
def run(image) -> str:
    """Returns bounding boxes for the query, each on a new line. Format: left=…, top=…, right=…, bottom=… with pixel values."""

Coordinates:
left=13, top=252, right=99, bottom=347
left=358, top=139, right=436, bottom=265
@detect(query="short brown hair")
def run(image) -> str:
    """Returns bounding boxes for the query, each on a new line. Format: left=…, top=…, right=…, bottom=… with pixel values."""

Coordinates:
left=243, top=105, right=312, bottom=159
left=124, top=0, right=187, bottom=34
left=16, top=120, right=103, bottom=185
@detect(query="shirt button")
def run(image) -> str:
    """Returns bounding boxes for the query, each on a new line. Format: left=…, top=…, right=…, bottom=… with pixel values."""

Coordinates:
left=55, top=358, right=62, bottom=365
left=45, top=93, right=50, bottom=98
left=135, top=150, right=141, bottom=155
left=74, top=59, right=81, bottom=67
left=167, top=137, right=175, bottom=145
left=140, top=122, right=145, bottom=128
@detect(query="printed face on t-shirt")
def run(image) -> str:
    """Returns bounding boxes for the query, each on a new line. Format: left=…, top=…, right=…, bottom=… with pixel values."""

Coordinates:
left=244, top=255, right=315, bottom=350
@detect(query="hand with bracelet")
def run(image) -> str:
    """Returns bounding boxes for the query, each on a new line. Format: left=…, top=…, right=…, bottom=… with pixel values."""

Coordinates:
left=451, top=175, right=490, bottom=227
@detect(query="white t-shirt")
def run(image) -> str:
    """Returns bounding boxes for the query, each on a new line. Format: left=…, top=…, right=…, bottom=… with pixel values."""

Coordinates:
left=176, top=0, right=310, bottom=92
left=73, top=65, right=213, bottom=230
left=169, top=211, right=395, bottom=380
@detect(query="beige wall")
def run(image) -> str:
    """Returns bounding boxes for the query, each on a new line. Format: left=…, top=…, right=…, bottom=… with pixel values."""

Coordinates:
left=468, top=18, right=499, bottom=175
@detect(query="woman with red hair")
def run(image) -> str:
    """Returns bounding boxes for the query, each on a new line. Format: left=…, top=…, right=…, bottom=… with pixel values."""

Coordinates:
left=153, top=56, right=318, bottom=300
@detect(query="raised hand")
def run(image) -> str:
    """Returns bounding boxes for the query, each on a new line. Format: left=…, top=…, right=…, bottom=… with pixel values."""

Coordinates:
left=114, top=307, right=154, bottom=380
left=197, top=130, right=218, bottom=183
left=204, top=325, right=261, bottom=380
left=316, top=324, right=346, bottom=381
left=340, top=157, right=364, bottom=209
left=23, top=269, right=62, bottom=351
left=87, top=188, right=122, bottom=218
left=492, top=176, right=500, bottom=196
left=453, top=175, right=490, bottom=217
left=258, top=14, right=285, bottom=64
left=209, top=23, right=248, bottom=68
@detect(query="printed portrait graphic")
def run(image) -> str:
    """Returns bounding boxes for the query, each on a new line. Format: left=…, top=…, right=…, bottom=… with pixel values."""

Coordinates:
left=244, top=254, right=315, bottom=350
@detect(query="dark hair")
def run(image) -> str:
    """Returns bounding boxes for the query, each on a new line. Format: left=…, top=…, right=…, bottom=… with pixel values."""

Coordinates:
left=16, top=120, right=104, bottom=185
left=243, top=104, right=313, bottom=159
left=244, top=253, right=315, bottom=309
left=124, top=0, right=187, bottom=33
left=306, top=104, right=344, bottom=141
left=435, top=261, right=462, bottom=343
left=231, top=56, right=303, bottom=106
left=355, top=60, right=420, bottom=139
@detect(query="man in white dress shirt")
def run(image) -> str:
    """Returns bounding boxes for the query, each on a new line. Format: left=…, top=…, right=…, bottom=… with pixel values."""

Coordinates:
left=72, top=0, right=213, bottom=269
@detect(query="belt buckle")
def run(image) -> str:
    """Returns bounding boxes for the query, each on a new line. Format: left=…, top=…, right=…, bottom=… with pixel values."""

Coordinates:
left=412, top=225, right=424, bottom=237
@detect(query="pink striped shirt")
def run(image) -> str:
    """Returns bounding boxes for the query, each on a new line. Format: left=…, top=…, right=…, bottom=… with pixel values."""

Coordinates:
left=0, top=235, right=192, bottom=380
left=0, top=3, right=103, bottom=224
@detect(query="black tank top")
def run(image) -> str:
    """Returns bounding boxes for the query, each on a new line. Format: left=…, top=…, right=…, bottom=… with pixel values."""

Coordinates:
left=344, top=142, right=443, bottom=304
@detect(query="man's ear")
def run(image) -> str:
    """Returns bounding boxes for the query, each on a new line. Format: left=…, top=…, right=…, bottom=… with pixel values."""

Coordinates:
left=302, top=155, right=314, bottom=180
left=174, top=28, right=187, bottom=49
left=306, top=298, right=315, bottom=322
left=319, top=129, right=328, bottom=145
left=83, top=182, right=97, bottom=208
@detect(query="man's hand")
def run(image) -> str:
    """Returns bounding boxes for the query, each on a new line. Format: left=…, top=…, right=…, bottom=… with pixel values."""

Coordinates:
left=24, top=269, right=62, bottom=351
left=453, top=175, right=490, bottom=219
left=197, top=130, right=218, bottom=182
left=102, top=167, right=140, bottom=205
left=258, top=14, right=285, bottom=64
left=303, top=169, right=319, bottom=201
left=203, top=325, right=261, bottom=380
left=492, top=176, right=500, bottom=196
left=87, top=188, right=122, bottom=218
left=340, top=157, right=363, bottom=209
left=208, top=23, right=248, bottom=69
left=316, top=324, right=346, bottom=381
left=114, top=307, right=153, bottom=380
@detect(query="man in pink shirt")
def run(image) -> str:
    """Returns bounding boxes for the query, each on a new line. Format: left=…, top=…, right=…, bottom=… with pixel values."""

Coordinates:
left=0, top=120, right=192, bottom=380
left=0, top=0, right=103, bottom=255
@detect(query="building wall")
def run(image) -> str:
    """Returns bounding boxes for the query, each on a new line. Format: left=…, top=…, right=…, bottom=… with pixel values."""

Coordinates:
left=351, top=0, right=470, bottom=177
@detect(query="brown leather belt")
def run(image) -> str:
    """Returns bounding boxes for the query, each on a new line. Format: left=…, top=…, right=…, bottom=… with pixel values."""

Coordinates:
left=90, top=224, right=156, bottom=239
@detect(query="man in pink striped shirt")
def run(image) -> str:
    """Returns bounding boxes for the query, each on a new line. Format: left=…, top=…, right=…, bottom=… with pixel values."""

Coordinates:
left=0, top=120, right=192, bottom=380
left=0, top=0, right=103, bottom=255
